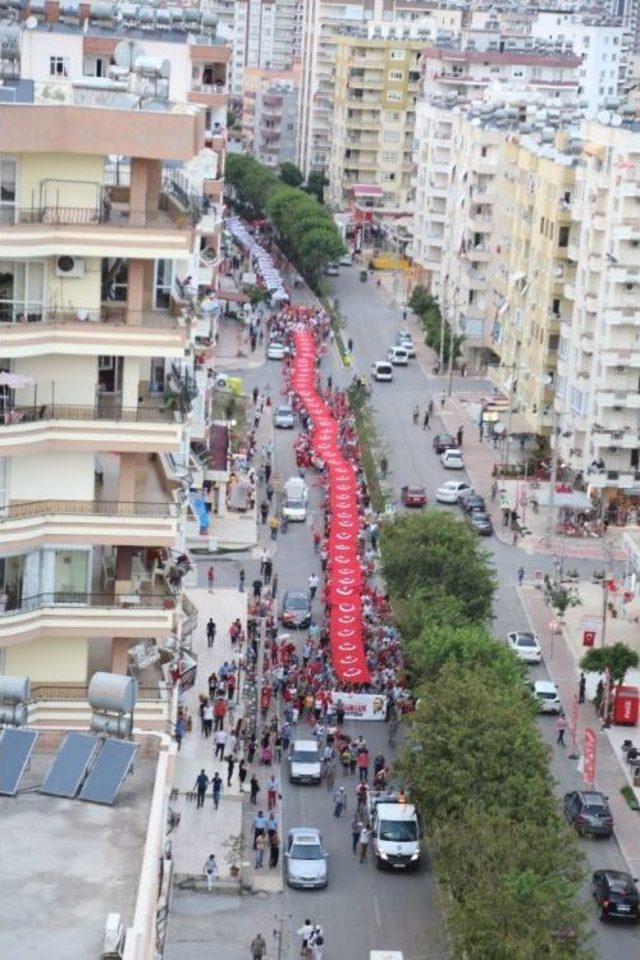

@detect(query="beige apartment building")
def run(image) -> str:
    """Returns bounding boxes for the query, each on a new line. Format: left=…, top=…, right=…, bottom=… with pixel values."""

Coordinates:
left=327, top=34, right=421, bottom=213
left=0, top=2, right=228, bottom=690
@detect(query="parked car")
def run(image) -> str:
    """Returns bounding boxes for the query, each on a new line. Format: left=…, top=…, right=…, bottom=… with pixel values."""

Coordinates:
left=459, top=491, right=486, bottom=513
left=285, top=827, right=328, bottom=889
left=395, top=331, right=416, bottom=357
left=435, top=480, right=472, bottom=504
left=564, top=791, right=614, bottom=838
left=592, top=870, right=640, bottom=921
left=433, top=434, right=456, bottom=454
left=441, top=448, right=464, bottom=470
left=401, top=485, right=428, bottom=508
left=339, top=253, right=353, bottom=266
left=507, top=631, right=542, bottom=664
left=529, top=679, right=561, bottom=714
left=275, top=405, right=295, bottom=429
left=281, top=589, right=312, bottom=629
left=324, top=262, right=339, bottom=276
left=288, top=739, right=322, bottom=784
left=371, top=361, right=394, bottom=382
left=469, top=511, right=494, bottom=536
left=386, top=346, right=409, bottom=366
left=267, top=340, right=286, bottom=360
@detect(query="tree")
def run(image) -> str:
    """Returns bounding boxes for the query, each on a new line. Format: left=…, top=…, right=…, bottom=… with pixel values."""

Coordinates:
left=405, top=620, right=525, bottom=688
left=305, top=170, right=328, bottom=203
left=543, top=577, right=581, bottom=617
left=580, top=642, right=639, bottom=686
left=279, top=162, right=304, bottom=187
left=380, top=511, right=496, bottom=622
left=408, top=284, right=436, bottom=315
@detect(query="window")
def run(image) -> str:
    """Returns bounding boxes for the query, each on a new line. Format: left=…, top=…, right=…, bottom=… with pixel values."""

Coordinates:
left=383, top=130, right=400, bottom=142
left=381, top=172, right=396, bottom=181
left=558, top=226, right=570, bottom=248
left=388, top=69, right=404, bottom=81
left=0, top=259, right=44, bottom=323
left=382, top=152, right=398, bottom=163
left=49, top=56, right=70, bottom=77
left=387, top=90, right=403, bottom=102
left=389, top=49, right=406, bottom=60
left=0, top=157, right=16, bottom=225
left=155, top=259, right=173, bottom=309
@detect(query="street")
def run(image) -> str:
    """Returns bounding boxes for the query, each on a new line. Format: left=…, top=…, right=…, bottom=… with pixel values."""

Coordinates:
left=167, top=266, right=639, bottom=960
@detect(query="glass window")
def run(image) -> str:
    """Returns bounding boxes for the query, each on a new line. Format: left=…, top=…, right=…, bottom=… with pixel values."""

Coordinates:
left=0, top=158, right=16, bottom=225
left=49, top=56, right=70, bottom=77
left=54, top=549, right=90, bottom=599
left=155, top=259, right=173, bottom=309
left=0, top=260, right=44, bottom=323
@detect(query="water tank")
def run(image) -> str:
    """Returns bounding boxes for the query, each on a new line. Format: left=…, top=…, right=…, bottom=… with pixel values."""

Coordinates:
left=88, top=672, right=138, bottom=714
left=0, top=675, right=30, bottom=705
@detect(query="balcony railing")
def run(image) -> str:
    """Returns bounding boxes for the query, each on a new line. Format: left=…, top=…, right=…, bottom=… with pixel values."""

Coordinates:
left=7, top=203, right=199, bottom=229
left=0, top=591, right=175, bottom=615
left=0, top=307, right=185, bottom=329
left=0, top=499, right=178, bottom=521
left=1, top=402, right=183, bottom=426
left=30, top=683, right=170, bottom=702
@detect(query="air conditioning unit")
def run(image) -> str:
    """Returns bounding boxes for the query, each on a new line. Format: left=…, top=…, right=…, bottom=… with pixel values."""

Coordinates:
left=56, top=256, right=85, bottom=278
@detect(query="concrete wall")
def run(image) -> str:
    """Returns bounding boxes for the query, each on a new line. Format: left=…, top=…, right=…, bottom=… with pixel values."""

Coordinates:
left=9, top=450, right=95, bottom=500
left=46, top=255, right=102, bottom=311
left=17, top=152, right=105, bottom=209
left=4, top=636, right=88, bottom=683
left=21, top=31, right=84, bottom=83
left=13, top=353, right=97, bottom=404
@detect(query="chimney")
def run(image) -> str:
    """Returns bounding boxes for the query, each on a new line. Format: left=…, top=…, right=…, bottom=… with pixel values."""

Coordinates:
left=80, top=2, right=90, bottom=25
left=44, top=0, right=59, bottom=22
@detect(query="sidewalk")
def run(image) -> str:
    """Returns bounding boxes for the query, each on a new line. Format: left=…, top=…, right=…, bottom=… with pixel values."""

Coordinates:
left=520, top=584, right=640, bottom=877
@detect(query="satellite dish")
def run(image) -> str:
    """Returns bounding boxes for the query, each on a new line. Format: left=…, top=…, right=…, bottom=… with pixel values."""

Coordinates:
left=610, top=114, right=623, bottom=128
left=114, top=40, right=145, bottom=69
left=597, top=110, right=611, bottom=126
left=25, top=15, right=38, bottom=30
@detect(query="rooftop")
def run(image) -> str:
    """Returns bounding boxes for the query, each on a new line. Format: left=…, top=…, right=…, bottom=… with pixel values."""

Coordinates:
left=0, top=746, right=157, bottom=960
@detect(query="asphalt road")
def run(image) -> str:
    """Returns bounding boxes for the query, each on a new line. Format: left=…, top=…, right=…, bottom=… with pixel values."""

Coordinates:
left=167, top=269, right=638, bottom=960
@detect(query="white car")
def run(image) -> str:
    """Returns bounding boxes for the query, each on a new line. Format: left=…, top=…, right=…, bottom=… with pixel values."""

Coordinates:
left=440, top=448, right=464, bottom=470
left=386, top=346, right=409, bottom=366
left=530, top=679, right=561, bottom=714
left=396, top=331, right=416, bottom=357
left=267, top=341, right=286, bottom=360
left=507, top=631, right=542, bottom=664
left=371, top=361, right=393, bottom=382
left=435, top=480, right=471, bottom=503
left=285, top=827, right=328, bottom=889
left=339, top=253, right=353, bottom=266
left=275, top=405, right=295, bottom=429
left=324, top=262, right=339, bottom=276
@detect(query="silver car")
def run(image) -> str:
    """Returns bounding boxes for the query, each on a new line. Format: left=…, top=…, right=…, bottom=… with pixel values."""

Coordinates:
left=285, top=828, right=328, bottom=889
left=275, top=405, right=295, bottom=429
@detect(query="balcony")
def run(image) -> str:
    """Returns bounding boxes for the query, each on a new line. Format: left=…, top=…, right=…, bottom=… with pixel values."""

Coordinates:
left=0, top=401, right=184, bottom=456
left=188, top=81, right=227, bottom=108
left=0, top=307, right=189, bottom=359
left=467, top=215, right=492, bottom=234
left=592, top=428, right=640, bottom=449
left=27, top=682, right=172, bottom=731
left=597, top=390, right=640, bottom=409
left=0, top=499, right=179, bottom=554
left=604, top=306, right=639, bottom=326
left=0, top=590, right=176, bottom=647
left=0, top=192, right=198, bottom=261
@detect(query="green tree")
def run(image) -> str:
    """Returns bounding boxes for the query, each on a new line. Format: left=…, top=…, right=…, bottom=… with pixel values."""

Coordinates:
left=543, top=577, right=581, bottom=617
left=408, top=284, right=436, bottom=315
left=380, top=511, right=496, bottom=622
left=580, top=642, right=640, bottom=686
left=405, top=620, right=525, bottom=688
left=279, top=162, right=304, bottom=187
left=305, top=170, right=328, bottom=203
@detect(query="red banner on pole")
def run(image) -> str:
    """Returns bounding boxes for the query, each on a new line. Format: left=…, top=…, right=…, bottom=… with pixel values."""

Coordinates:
left=583, top=728, right=597, bottom=786
left=569, top=693, right=579, bottom=753
left=582, top=630, right=596, bottom=647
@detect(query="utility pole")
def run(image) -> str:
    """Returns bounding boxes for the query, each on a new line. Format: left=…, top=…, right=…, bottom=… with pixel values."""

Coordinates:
left=273, top=914, right=293, bottom=960
left=447, top=321, right=455, bottom=396
left=544, top=407, right=560, bottom=544
left=439, top=305, right=445, bottom=370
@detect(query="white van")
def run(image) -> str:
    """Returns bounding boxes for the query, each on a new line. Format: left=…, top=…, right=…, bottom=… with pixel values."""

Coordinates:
left=283, top=476, right=308, bottom=522
left=370, top=800, right=421, bottom=869
left=288, top=739, right=322, bottom=784
left=371, top=361, right=393, bottom=382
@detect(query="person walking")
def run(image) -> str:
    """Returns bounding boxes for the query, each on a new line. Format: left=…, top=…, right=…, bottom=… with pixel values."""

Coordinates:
left=203, top=853, right=218, bottom=890
left=269, top=831, right=280, bottom=869
left=214, top=698, right=227, bottom=732
left=254, top=832, right=266, bottom=869
left=269, top=515, right=280, bottom=540
left=260, top=500, right=269, bottom=524
left=457, top=426, right=464, bottom=448
left=517, top=566, right=525, bottom=586
left=250, top=933, right=267, bottom=960
left=422, top=410, right=430, bottom=430
left=250, top=774, right=260, bottom=805
left=350, top=815, right=362, bottom=854
left=333, top=785, right=346, bottom=817
left=253, top=810, right=267, bottom=849
left=428, top=398, right=434, bottom=416
left=211, top=772, right=223, bottom=810
left=556, top=714, right=567, bottom=746
left=267, top=773, right=280, bottom=811
left=214, top=728, right=227, bottom=760
left=239, top=568, right=246, bottom=592
left=252, top=577, right=263, bottom=600
left=207, top=566, right=215, bottom=592
left=578, top=672, right=587, bottom=704
left=440, top=391, right=446, bottom=408
left=238, top=759, right=248, bottom=792
left=264, top=558, right=273, bottom=584
left=206, top=618, right=216, bottom=648
left=357, top=748, right=369, bottom=782
left=202, top=700, right=214, bottom=738
left=194, top=769, right=209, bottom=809
left=298, top=920, right=314, bottom=959
left=308, top=572, right=319, bottom=600
left=174, top=714, right=185, bottom=751
left=226, top=753, right=236, bottom=787
left=358, top=824, right=370, bottom=864
left=412, top=404, right=419, bottom=425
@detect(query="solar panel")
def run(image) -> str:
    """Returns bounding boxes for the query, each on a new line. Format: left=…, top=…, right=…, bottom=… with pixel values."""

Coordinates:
left=0, top=728, right=39, bottom=795
left=79, top=739, right=138, bottom=806
left=40, top=733, right=100, bottom=799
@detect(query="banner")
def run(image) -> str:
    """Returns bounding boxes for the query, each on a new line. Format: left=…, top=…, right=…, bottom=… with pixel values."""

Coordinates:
left=583, top=727, right=597, bottom=786
left=330, top=692, right=387, bottom=721
left=292, top=329, right=370, bottom=684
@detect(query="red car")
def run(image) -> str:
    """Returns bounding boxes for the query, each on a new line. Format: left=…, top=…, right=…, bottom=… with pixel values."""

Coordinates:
left=401, top=485, right=428, bottom=507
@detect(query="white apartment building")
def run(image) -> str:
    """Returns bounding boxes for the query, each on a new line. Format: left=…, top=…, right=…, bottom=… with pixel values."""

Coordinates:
left=555, top=119, right=640, bottom=505
left=252, top=80, right=299, bottom=166
left=225, top=0, right=302, bottom=102
left=0, top=1, right=227, bottom=688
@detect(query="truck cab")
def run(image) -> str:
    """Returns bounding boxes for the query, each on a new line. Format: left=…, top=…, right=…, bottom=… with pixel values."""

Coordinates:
left=370, top=799, right=421, bottom=870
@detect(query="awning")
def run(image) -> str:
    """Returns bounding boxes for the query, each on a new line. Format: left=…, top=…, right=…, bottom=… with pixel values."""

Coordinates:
left=535, top=488, right=593, bottom=510
left=352, top=184, right=383, bottom=198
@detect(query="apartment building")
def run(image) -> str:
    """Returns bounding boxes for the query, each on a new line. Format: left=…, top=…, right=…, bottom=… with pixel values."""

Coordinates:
left=241, top=64, right=300, bottom=163
left=224, top=0, right=302, bottom=102
left=555, top=119, right=640, bottom=505
left=327, top=34, right=421, bottom=213
left=0, top=2, right=227, bottom=688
